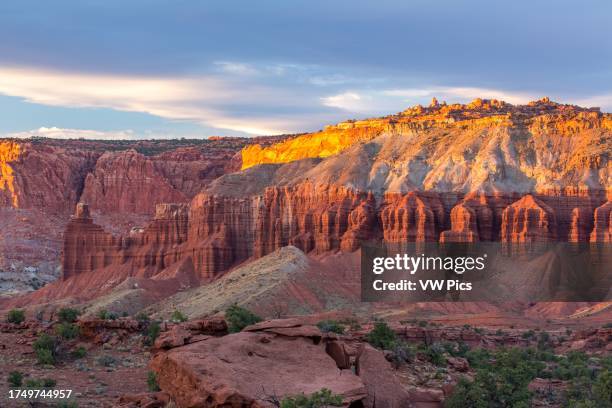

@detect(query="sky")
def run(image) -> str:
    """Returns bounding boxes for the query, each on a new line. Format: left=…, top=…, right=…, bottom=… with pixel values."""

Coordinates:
left=0, top=0, right=611, bottom=139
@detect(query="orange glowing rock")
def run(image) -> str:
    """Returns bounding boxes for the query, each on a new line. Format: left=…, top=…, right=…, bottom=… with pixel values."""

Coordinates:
left=241, top=98, right=612, bottom=170
left=0, top=141, right=22, bottom=207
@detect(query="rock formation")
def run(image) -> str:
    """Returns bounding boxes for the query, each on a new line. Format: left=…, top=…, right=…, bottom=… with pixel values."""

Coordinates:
left=3, top=98, right=611, bottom=304
left=80, top=150, right=188, bottom=215
left=501, top=195, right=557, bottom=243
left=590, top=201, right=612, bottom=243
left=62, top=203, right=118, bottom=280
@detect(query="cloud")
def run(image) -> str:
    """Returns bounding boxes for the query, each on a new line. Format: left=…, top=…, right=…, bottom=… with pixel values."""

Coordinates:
left=7, top=127, right=139, bottom=140
left=322, top=86, right=538, bottom=114
left=0, top=66, right=298, bottom=135
left=214, top=61, right=259, bottom=76
left=574, top=94, right=612, bottom=111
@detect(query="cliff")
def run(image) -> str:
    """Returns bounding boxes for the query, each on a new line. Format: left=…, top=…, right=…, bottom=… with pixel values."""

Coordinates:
left=4, top=98, right=611, bottom=304
left=241, top=98, right=612, bottom=177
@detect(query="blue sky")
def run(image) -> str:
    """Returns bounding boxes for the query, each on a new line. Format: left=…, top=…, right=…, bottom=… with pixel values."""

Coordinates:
left=0, top=0, right=610, bottom=138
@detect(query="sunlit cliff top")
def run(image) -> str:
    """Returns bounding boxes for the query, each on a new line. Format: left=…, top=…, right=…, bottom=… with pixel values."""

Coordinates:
left=241, top=97, right=611, bottom=170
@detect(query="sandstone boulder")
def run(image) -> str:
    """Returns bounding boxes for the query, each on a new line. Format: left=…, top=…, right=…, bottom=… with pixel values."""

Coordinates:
left=150, top=331, right=367, bottom=407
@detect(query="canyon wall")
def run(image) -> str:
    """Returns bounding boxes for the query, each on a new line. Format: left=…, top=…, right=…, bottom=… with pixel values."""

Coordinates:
left=56, top=98, right=611, bottom=289
left=60, top=184, right=609, bottom=284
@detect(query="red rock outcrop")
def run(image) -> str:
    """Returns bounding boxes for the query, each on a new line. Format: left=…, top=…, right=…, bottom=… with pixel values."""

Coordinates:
left=590, top=201, right=612, bottom=243
left=440, top=192, right=495, bottom=242
left=62, top=203, right=119, bottom=280
left=150, top=330, right=367, bottom=407
left=380, top=192, right=445, bottom=243
left=80, top=150, right=188, bottom=215
left=0, top=140, right=98, bottom=212
left=253, top=182, right=376, bottom=256
left=501, top=195, right=557, bottom=243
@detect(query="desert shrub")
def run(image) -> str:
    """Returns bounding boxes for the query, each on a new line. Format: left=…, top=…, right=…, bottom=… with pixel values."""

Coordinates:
left=147, top=371, right=161, bottom=392
left=366, top=320, right=397, bottom=350
left=33, top=333, right=58, bottom=365
left=389, top=341, right=416, bottom=368
left=7, top=309, right=25, bottom=324
left=225, top=304, right=262, bottom=333
left=97, top=354, right=116, bottom=367
left=522, top=329, right=535, bottom=339
left=57, top=401, right=79, bottom=408
left=603, top=322, right=612, bottom=329
left=143, top=320, right=161, bottom=346
left=171, top=310, right=188, bottom=323
left=71, top=346, right=87, bottom=359
left=447, top=347, right=546, bottom=408
left=423, top=342, right=447, bottom=366
left=316, top=320, right=345, bottom=334
left=36, top=348, right=55, bottom=365
left=8, top=371, right=23, bottom=387
left=465, top=348, right=492, bottom=367
left=444, top=377, right=488, bottom=408
left=280, top=388, right=343, bottom=408
left=55, top=322, right=80, bottom=339
left=58, top=308, right=80, bottom=323
left=25, top=379, right=42, bottom=388
left=442, top=341, right=470, bottom=358
left=43, top=378, right=57, bottom=388
left=592, top=369, right=612, bottom=406
left=537, top=331, right=552, bottom=351
left=97, top=309, right=118, bottom=320
left=418, top=320, right=428, bottom=327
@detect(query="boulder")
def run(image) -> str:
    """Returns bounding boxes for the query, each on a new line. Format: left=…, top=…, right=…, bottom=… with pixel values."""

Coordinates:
left=356, top=344, right=411, bottom=408
left=150, top=331, right=367, bottom=407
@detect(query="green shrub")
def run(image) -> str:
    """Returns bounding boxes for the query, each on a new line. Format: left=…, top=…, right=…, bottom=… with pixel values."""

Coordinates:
left=225, top=304, right=262, bottom=333
left=147, top=371, right=161, bottom=392
left=143, top=320, right=161, bottom=346
left=418, top=320, right=428, bottom=327
left=366, top=320, right=397, bottom=350
left=55, top=323, right=80, bottom=339
left=43, top=378, right=57, bottom=388
left=57, top=308, right=80, bottom=323
left=603, top=322, right=612, bottom=329
left=465, top=348, right=492, bottom=368
left=96, top=309, right=118, bottom=320
left=33, top=333, right=58, bottom=365
left=71, top=346, right=87, bottom=359
left=57, top=401, right=79, bottom=408
left=442, top=341, right=470, bottom=358
left=537, top=331, right=552, bottom=351
left=423, top=343, right=447, bottom=366
left=36, top=348, right=55, bottom=365
left=7, top=309, right=25, bottom=324
left=389, top=341, right=415, bottom=368
left=8, top=371, right=23, bottom=387
left=447, top=347, right=546, bottom=408
left=522, top=329, right=535, bottom=339
left=280, top=388, right=343, bottom=408
left=171, top=310, right=188, bottom=323
left=316, top=320, right=345, bottom=334
left=592, top=369, right=612, bottom=406
left=444, top=377, right=488, bottom=408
